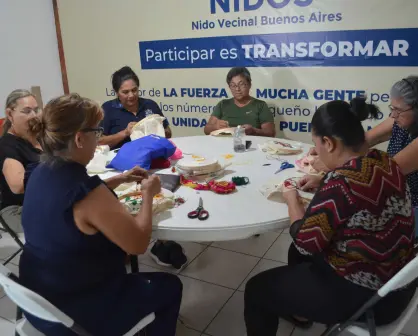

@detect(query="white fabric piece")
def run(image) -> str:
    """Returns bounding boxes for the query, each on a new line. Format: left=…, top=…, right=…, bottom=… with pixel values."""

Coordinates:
left=258, top=140, right=303, bottom=155
left=259, top=178, right=314, bottom=206
left=210, top=128, right=236, bottom=136
left=130, top=115, right=166, bottom=141
left=115, top=183, right=175, bottom=215
left=86, top=152, right=108, bottom=174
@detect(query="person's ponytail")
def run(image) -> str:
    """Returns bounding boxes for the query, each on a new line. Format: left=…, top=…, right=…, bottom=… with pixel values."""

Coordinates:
left=349, top=96, right=380, bottom=121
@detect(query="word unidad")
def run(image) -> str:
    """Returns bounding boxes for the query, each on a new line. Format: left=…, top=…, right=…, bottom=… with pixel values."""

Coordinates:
left=193, top=12, right=341, bottom=30
left=172, top=117, right=208, bottom=128
left=210, top=0, right=313, bottom=14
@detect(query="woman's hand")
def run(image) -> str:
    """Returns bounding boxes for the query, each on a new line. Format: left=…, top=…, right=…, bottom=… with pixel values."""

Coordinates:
left=282, top=188, right=299, bottom=204
left=125, top=122, right=137, bottom=136
left=141, top=175, right=161, bottom=197
left=242, top=124, right=256, bottom=135
left=104, top=166, right=149, bottom=190
left=217, top=119, right=229, bottom=129
left=121, top=166, right=148, bottom=184
left=297, top=175, right=322, bottom=192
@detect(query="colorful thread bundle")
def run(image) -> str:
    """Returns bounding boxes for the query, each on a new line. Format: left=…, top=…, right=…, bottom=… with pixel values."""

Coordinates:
left=180, top=176, right=236, bottom=194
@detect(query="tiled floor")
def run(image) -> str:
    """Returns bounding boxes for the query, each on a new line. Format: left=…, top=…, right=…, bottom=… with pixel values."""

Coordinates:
left=0, top=231, right=417, bottom=335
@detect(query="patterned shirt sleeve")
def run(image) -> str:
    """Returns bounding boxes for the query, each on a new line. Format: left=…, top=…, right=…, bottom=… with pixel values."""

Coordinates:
left=291, top=172, right=356, bottom=255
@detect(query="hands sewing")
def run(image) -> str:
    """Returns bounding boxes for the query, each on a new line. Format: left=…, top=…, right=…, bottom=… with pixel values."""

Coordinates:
left=283, top=174, right=322, bottom=203
left=283, top=174, right=322, bottom=224
left=105, top=166, right=150, bottom=190
left=242, top=124, right=256, bottom=135
left=124, top=122, right=137, bottom=137
left=217, top=119, right=229, bottom=130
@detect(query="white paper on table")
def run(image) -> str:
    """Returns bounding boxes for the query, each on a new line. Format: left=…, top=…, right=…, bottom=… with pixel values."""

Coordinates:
left=130, top=115, right=166, bottom=141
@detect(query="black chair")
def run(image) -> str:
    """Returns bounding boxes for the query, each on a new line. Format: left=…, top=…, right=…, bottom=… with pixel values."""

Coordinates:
left=0, top=193, right=24, bottom=265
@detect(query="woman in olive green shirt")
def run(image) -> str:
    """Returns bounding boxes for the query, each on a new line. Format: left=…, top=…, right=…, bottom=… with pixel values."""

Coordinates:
left=204, top=67, right=276, bottom=137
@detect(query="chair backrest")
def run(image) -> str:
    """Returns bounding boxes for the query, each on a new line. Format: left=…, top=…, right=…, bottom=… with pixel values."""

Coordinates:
left=0, top=118, right=4, bottom=135
left=378, top=254, right=418, bottom=297
left=0, top=266, right=74, bottom=328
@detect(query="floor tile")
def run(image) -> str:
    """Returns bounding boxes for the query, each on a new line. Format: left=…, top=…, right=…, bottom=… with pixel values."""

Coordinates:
left=178, top=275, right=233, bottom=332
left=264, top=233, right=293, bottom=263
left=137, top=241, right=207, bottom=272
left=0, top=235, right=21, bottom=262
left=401, top=309, right=418, bottom=335
left=181, top=247, right=259, bottom=289
left=0, top=317, right=15, bottom=335
left=212, top=232, right=280, bottom=257
left=176, top=321, right=201, bottom=336
left=3, top=262, right=19, bottom=277
left=291, top=323, right=326, bottom=335
left=136, top=263, right=165, bottom=273
left=0, top=295, right=17, bottom=322
left=194, top=242, right=213, bottom=246
left=238, top=259, right=286, bottom=291
left=206, top=291, right=294, bottom=336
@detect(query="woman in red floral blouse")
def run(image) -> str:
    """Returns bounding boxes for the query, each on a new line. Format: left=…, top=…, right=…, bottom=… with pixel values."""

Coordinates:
left=244, top=98, right=416, bottom=336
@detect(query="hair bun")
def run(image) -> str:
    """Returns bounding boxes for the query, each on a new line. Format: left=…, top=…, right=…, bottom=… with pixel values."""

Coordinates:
left=350, top=96, right=379, bottom=122
left=118, top=66, right=135, bottom=75
left=27, top=117, right=45, bottom=137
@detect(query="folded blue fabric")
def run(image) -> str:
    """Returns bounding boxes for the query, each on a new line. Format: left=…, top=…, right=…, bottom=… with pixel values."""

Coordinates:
left=106, top=135, right=176, bottom=171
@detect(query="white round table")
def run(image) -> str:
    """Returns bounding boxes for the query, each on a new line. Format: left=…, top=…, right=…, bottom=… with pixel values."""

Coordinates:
left=96, top=136, right=311, bottom=242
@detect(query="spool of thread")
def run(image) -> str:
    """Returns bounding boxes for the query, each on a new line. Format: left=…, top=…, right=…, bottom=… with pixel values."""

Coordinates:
left=232, top=176, right=250, bottom=186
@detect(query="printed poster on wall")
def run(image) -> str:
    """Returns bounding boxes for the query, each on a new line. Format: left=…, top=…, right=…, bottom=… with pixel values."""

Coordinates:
left=57, top=0, right=418, bottom=143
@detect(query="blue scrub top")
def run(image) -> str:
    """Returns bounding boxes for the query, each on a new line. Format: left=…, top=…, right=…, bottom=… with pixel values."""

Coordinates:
left=101, top=98, right=169, bottom=149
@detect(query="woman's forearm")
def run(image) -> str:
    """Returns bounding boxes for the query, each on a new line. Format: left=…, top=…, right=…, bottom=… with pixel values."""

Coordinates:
left=287, top=197, right=305, bottom=224
left=104, top=175, right=125, bottom=190
left=134, top=194, right=153, bottom=237
left=98, top=131, right=128, bottom=148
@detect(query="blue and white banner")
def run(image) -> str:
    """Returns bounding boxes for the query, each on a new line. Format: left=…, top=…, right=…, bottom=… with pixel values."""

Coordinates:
left=57, top=0, right=418, bottom=141
left=140, top=28, right=418, bottom=69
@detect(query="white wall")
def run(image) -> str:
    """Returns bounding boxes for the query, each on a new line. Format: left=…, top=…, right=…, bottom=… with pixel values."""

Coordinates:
left=0, top=0, right=63, bottom=116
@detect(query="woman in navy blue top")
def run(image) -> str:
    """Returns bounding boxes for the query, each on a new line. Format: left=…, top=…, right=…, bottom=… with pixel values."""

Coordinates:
left=20, top=94, right=182, bottom=336
left=366, top=76, right=418, bottom=238
left=98, top=66, right=187, bottom=271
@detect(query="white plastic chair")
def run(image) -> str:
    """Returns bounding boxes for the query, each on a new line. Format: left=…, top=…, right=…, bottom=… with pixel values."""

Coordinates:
left=0, top=264, right=155, bottom=336
left=321, top=255, right=418, bottom=336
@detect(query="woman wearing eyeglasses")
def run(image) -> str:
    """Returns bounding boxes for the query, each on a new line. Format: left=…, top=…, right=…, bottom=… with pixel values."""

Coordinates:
left=0, top=89, right=42, bottom=234
left=204, top=67, right=276, bottom=137
left=366, top=76, right=418, bottom=239
left=20, top=94, right=182, bottom=336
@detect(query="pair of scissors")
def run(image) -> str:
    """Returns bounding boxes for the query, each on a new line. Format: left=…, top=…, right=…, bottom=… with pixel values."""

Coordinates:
left=187, top=197, right=209, bottom=220
left=274, top=161, right=295, bottom=174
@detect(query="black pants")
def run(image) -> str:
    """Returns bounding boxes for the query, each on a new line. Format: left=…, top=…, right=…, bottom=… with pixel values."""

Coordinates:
left=244, top=244, right=416, bottom=336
